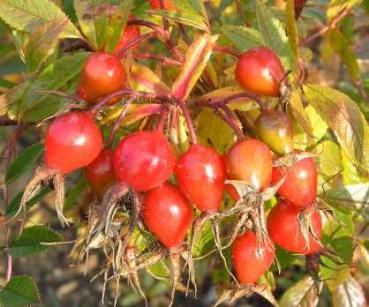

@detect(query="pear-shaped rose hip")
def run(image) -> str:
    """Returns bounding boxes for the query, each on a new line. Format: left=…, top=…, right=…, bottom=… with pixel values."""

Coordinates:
left=255, top=110, right=293, bottom=156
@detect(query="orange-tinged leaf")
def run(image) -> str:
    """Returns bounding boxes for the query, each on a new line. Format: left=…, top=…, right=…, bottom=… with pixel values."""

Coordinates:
left=196, top=86, right=257, bottom=111
left=171, top=34, right=218, bottom=100
left=101, top=104, right=163, bottom=126
left=128, top=63, right=170, bottom=95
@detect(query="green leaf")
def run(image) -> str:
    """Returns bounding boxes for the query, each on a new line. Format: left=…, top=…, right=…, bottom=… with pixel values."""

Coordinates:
left=289, top=86, right=314, bottom=146
left=285, top=0, right=299, bottom=72
left=64, top=178, right=88, bottom=211
left=151, top=0, right=209, bottom=31
left=10, top=52, right=88, bottom=121
left=192, top=220, right=214, bottom=257
left=171, top=34, right=218, bottom=100
left=327, top=0, right=363, bottom=22
left=24, top=19, right=67, bottom=73
left=6, top=187, right=51, bottom=217
left=331, top=276, right=367, bottom=307
left=128, top=63, right=170, bottom=95
left=254, top=0, right=292, bottom=68
left=324, top=183, right=369, bottom=212
left=104, top=0, right=134, bottom=52
left=5, top=143, right=44, bottom=184
left=315, top=140, right=342, bottom=179
left=74, top=0, right=98, bottom=48
left=0, top=0, right=81, bottom=38
left=0, top=276, right=40, bottom=307
left=279, top=276, right=322, bottom=307
left=221, top=25, right=264, bottom=51
left=9, top=225, right=62, bottom=257
left=328, top=29, right=361, bottom=82
left=304, top=84, right=369, bottom=174
left=195, top=107, right=236, bottom=153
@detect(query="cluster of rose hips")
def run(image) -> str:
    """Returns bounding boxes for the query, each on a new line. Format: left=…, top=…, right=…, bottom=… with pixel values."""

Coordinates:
left=22, top=2, right=322, bottom=302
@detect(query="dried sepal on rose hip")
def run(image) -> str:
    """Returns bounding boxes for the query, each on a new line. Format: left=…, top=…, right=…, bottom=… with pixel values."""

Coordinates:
left=272, top=156, right=317, bottom=208
left=142, top=183, right=193, bottom=306
left=214, top=232, right=276, bottom=306
left=267, top=202, right=322, bottom=254
left=85, top=131, right=176, bottom=261
left=21, top=111, right=103, bottom=224
left=175, top=144, right=226, bottom=293
left=236, top=47, right=285, bottom=97
left=77, top=52, right=125, bottom=105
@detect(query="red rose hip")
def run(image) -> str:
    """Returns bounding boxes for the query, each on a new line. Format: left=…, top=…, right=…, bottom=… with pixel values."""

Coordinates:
left=232, top=231, right=275, bottom=284
left=45, top=111, right=103, bottom=174
left=236, top=47, right=285, bottom=97
left=267, top=202, right=322, bottom=255
left=272, top=157, right=317, bottom=208
left=149, top=0, right=176, bottom=10
left=85, top=149, right=116, bottom=199
left=113, top=131, right=175, bottom=192
left=77, top=52, right=125, bottom=104
left=175, top=144, right=226, bottom=213
left=142, top=183, right=193, bottom=248
left=225, top=139, right=273, bottom=191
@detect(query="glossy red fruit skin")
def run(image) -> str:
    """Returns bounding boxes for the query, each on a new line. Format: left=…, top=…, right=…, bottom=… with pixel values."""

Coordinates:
left=175, top=144, right=226, bottom=213
left=272, top=157, right=317, bottom=208
left=267, top=202, right=322, bottom=255
left=149, top=0, right=176, bottom=10
left=236, top=47, right=285, bottom=97
left=85, top=149, right=116, bottom=199
left=142, top=183, right=193, bottom=248
left=226, top=139, right=273, bottom=191
left=114, top=22, right=140, bottom=53
left=225, top=184, right=240, bottom=202
left=232, top=231, right=275, bottom=284
left=77, top=52, right=125, bottom=104
left=113, top=131, right=176, bottom=192
left=45, top=111, right=103, bottom=174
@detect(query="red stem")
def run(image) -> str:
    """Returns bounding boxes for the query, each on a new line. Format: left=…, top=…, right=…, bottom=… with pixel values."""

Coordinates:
left=134, top=53, right=181, bottom=66
left=177, top=99, right=197, bottom=144
left=212, top=107, right=244, bottom=140
left=199, top=92, right=265, bottom=110
left=90, top=89, right=132, bottom=115
left=116, top=32, right=155, bottom=58
left=156, top=107, right=169, bottom=132
left=108, top=96, right=136, bottom=147
left=213, top=45, right=241, bottom=58
left=301, top=8, right=350, bottom=45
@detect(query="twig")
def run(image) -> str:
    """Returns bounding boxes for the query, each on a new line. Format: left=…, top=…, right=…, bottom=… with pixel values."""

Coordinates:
left=198, top=92, right=265, bottom=110
left=108, top=96, right=136, bottom=147
left=213, top=45, right=241, bottom=58
left=134, top=53, right=181, bottom=66
left=116, top=32, right=155, bottom=58
left=301, top=8, right=350, bottom=45
left=0, top=116, right=17, bottom=126
left=156, top=106, right=169, bottom=132
left=90, top=88, right=132, bottom=114
left=177, top=100, right=197, bottom=144
left=235, top=0, right=249, bottom=26
left=2, top=124, right=25, bottom=281
left=212, top=107, right=244, bottom=140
